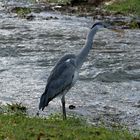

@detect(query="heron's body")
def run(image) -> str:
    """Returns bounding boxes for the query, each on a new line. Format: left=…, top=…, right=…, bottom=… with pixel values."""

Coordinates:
left=39, top=22, right=115, bottom=119
left=39, top=54, right=78, bottom=108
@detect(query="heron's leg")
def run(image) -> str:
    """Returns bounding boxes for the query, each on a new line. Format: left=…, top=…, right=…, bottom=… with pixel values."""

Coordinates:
left=61, top=95, right=66, bottom=120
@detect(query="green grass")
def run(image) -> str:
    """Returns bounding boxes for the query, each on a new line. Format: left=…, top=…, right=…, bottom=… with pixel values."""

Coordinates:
left=0, top=104, right=139, bottom=140
left=105, top=0, right=140, bottom=16
left=0, top=114, right=139, bottom=140
left=11, top=7, right=32, bottom=18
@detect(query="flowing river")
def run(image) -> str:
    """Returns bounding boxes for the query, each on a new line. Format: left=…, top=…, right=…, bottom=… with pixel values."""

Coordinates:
left=0, top=0, right=140, bottom=131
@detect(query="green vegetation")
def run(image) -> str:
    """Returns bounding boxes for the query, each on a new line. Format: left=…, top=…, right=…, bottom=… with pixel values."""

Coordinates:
left=105, top=0, right=140, bottom=16
left=0, top=114, right=137, bottom=140
left=37, top=0, right=140, bottom=16
left=0, top=104, right=140, bottom=140
left=11, top=7, right=32, bottom=18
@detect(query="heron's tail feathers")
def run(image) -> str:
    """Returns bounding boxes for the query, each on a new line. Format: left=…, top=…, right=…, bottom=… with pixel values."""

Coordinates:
left=39, top=92, right=49, bottom=110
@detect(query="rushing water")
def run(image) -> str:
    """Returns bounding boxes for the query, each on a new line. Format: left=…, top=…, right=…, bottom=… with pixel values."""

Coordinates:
left=0, top=0, right=140, bottom=131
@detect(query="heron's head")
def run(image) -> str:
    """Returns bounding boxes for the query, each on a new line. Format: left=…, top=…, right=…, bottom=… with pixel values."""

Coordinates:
left=91, top=22, right=108, bottom=29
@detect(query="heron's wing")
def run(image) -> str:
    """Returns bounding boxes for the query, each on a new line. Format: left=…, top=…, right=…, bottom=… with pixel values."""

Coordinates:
left=47, top=54, right=76, bottom=83
left=45, top=58, right=76, bottom=101
left=56, top=54, right=76, bottom=66
left=39, top=54, right=77, bottom=110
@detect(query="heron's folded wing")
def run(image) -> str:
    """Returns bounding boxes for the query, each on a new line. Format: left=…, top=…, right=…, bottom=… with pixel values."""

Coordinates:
left=44, top=60, right=76, bottom=100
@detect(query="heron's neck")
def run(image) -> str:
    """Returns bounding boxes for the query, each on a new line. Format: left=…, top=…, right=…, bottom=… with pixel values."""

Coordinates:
left=76, top=27, right=98, bottom=69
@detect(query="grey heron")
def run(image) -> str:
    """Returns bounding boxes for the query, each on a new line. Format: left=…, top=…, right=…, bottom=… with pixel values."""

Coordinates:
left=38, top=22, right=119, bottom=119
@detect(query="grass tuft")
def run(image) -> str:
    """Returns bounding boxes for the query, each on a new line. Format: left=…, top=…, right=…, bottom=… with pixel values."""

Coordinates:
left=104, top=0, right=140, bottom=16
left=11, top=7, right=32, bottom=18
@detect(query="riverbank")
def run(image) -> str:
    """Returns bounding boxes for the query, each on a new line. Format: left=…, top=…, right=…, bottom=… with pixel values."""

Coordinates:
left=0, top=104, right=139, bottom=140
left=43, top=0, right=140, bottom=16
left=3, top=0, right=140, bottom=29
left=46, top=0, right=140, bottom=29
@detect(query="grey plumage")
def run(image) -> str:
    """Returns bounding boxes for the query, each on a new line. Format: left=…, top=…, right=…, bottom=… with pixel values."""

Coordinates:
left=39, top=54, right=77, bottom=111
left=39, top=22, right=113, bottom=119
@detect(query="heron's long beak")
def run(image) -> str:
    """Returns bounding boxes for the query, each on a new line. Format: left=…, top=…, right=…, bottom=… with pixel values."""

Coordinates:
left=108, top=26, right=125, bottom=34
left=108, top=26, right=125, bottom=37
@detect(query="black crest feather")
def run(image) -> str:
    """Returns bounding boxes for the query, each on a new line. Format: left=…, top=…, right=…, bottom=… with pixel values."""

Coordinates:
left=91, top=22, right=105, bottom=29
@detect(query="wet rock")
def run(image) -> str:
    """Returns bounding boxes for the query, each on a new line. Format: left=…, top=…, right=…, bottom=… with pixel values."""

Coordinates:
left=30, top=3, right=52, bottom=13
left=100, top=91, right=109, bottom=94
left=69, top=105, right=76, bottom=109
left=70, top=0, right=87, bottom=6
left=88, top=0, right=105, bottom=6
left=133, top=19, right=140, bottom=28
left=133, top=101, right=140, bottom=108
left=0, top=69, right=8, bottom=73
left=26, top=14, right=35, bottom=20
left=70, top=0, right=109, bottom=6
left=52, top=5, right=62, bottom=10
left=44, top=16, right=59, bottom=20
left=0, top=2, right=5, bottom=11
left=36, top=111, right=40, bottom=116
